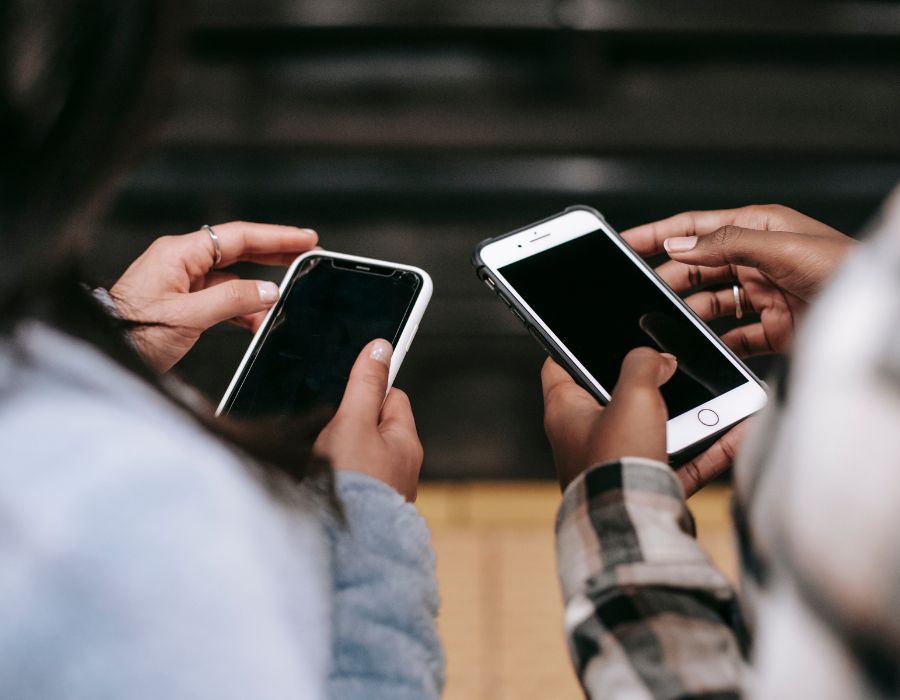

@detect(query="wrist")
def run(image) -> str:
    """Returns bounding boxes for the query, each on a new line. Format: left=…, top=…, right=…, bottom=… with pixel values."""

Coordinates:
left=561, top=455, right=677, bottom=503
left=334, top=464, right=416, bottom=502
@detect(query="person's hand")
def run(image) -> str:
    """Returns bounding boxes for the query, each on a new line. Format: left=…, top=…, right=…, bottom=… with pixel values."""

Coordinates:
left=621, top=204, right=856, bottom=357
left=314, top=339, right=424, bottom=502
left=542, top=349, right=746, bottom=496
left=109, top=221, right=318, bottom=372
left=542, top=348, right=677, bottom=490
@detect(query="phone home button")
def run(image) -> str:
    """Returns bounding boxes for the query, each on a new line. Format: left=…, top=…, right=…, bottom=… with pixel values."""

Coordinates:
left=697, top=409, right=720, bottom=427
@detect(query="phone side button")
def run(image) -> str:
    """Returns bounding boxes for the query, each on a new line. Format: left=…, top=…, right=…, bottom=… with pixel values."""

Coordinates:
left=697, top=409, right=720, bottom=427
left=510, top=308, right=526, bottom=324
left=527, top=324, right=552, bottom=354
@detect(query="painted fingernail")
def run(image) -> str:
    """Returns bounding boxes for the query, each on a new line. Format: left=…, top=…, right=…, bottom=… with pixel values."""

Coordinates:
left=664, top=236, right=698, bottom=253
left=257, top=281, right=279, bottom=304
left=369, top=339, right=393, bottom=365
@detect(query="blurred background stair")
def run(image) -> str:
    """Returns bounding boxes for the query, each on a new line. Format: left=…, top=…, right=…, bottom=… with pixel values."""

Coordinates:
left=94, top=0, right=900, bottom=479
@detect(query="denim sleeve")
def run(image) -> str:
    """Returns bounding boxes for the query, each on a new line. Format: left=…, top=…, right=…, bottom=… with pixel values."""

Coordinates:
left=325, top=471, right=444, bottom=700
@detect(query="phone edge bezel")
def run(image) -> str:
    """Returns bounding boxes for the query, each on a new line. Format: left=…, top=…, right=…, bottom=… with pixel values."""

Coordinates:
left=471, top=204, right=768, bottom=459
left=216, top=250, right=433, bottom=417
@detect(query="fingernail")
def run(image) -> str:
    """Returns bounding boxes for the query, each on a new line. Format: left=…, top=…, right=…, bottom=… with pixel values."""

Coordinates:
left=664, top=236, right=697, bottom=253
left=298, top=228, right=317, bottom=236
left=257, top=281, right=279, bottom=304
left=369, top=339, right=393, bottom=365
left=659, top=352, right=678, bottom=380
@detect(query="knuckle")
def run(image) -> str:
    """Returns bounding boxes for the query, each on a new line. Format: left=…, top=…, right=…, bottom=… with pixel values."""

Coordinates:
left=360, top=370, right=386, bottom=391
left=687, top=264, right=702, bottom=288
left=627, top=347, right=659, bottom=363
left=713, top=225, right=742, bottom=247
left=628, top=385, right=664, bottom=403
left=759, top=203, right=797, bottom=221
left=544, top=383, right=576, bottom=412
left=720, top=437, right=737, bottom=463
left=682, top=459, right=703, bottom=489
left=225, top=282, right=249, bottom=303
left=149, top=235, right=176, bottom=252
left=391, top=388, right=411, bottom=405
left=709, top=291, right=722, bottom=317
left=543, top=392, right=574, bottom=430
left=612, top=387, right=666, bottom=420
left=779, top=238, right=805, bottom=262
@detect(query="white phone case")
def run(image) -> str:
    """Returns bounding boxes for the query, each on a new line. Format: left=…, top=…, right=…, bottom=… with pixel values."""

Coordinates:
left=217, top=250, right=433, bottom=416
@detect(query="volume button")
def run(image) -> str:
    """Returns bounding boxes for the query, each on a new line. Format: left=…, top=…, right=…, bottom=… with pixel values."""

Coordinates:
left=527, top=324, right=552, bottom=354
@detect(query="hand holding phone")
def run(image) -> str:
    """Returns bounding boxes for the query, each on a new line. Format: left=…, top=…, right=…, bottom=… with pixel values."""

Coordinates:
left=313, top=338, right=424, bottom=502
left=621, top=204, right=855, bottom=357
left=218, top=250, right=431, bottom=499
left=542, top=348, right=674, bottom=486
left=110, top=221, right=320, bottom=372
left=219, top=251, right=432, bottom=419
left=473, top=206, right=768, bottom=461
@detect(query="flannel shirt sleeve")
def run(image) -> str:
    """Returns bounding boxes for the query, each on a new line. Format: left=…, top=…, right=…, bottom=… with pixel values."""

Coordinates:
left=556, top=457, right=746, bottom=699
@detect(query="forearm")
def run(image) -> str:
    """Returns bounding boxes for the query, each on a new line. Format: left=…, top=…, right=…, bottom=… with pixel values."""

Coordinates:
left=557, top=458, right=745, bottom=699
left=324, top=471, right=444, bottom=700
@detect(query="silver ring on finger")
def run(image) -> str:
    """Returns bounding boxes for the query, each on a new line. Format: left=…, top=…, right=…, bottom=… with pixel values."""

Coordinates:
left=733, top=283, right=744, bottom=320
left=203, top=224, right=222, bottom=266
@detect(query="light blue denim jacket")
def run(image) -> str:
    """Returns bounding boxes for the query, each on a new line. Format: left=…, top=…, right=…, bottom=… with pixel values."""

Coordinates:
left=0, top=324, right=443, bottom=699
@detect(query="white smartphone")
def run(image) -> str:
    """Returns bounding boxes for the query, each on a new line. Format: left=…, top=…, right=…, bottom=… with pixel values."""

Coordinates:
left=473, top=205, right=767, bottom=459
left=218, top=250, right=432, bottom=419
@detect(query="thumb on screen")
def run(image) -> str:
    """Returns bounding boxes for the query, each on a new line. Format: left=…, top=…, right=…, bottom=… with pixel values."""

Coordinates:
left=334, top=339, right=393, bottom=425
left=587, top=348, right=677, bottom=465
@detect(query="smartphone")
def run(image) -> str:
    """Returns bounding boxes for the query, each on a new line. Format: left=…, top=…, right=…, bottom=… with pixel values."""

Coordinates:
left=472, top=205, right=767, bottom=458
left=218, top=251, right=432, bottom=419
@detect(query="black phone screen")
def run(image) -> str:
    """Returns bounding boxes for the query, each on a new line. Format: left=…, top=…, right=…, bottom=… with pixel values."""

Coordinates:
left=497, top=229, right=748, bottom=418
left=223, top=255, right=423, bottom=419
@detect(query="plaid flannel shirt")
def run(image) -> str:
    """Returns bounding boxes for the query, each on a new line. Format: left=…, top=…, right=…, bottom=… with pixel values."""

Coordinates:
left=556, top=458, right=745, bottom=698
left=554, top=190, right=900, bottom=699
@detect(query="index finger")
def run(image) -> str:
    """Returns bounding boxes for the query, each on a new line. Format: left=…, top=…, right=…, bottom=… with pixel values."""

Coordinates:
left=189, top=221, right=319, bottom=269
left=620, top=209, right=741, bottom=257
left=379, top=388, right=417, bottom=436
left=676, top=421, right=748, bottom=497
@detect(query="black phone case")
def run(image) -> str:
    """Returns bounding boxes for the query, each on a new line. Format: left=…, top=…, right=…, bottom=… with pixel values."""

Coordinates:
left=471, top=204, right=762, bottom=467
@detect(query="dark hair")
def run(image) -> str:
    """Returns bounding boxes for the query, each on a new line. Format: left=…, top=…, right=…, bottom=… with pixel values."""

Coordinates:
left=0, top=0, right=334, bottom=501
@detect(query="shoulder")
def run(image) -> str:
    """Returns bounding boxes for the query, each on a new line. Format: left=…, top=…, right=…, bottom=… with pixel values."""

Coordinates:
left=2, top=368, right=247, bottom=517
left=0, top=365, right=331, bottom=698
left=0, top=348, right=325, bottom=580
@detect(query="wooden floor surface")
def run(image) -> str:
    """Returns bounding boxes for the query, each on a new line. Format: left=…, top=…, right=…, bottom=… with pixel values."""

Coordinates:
left=416, top=481, right=736, bottom=700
